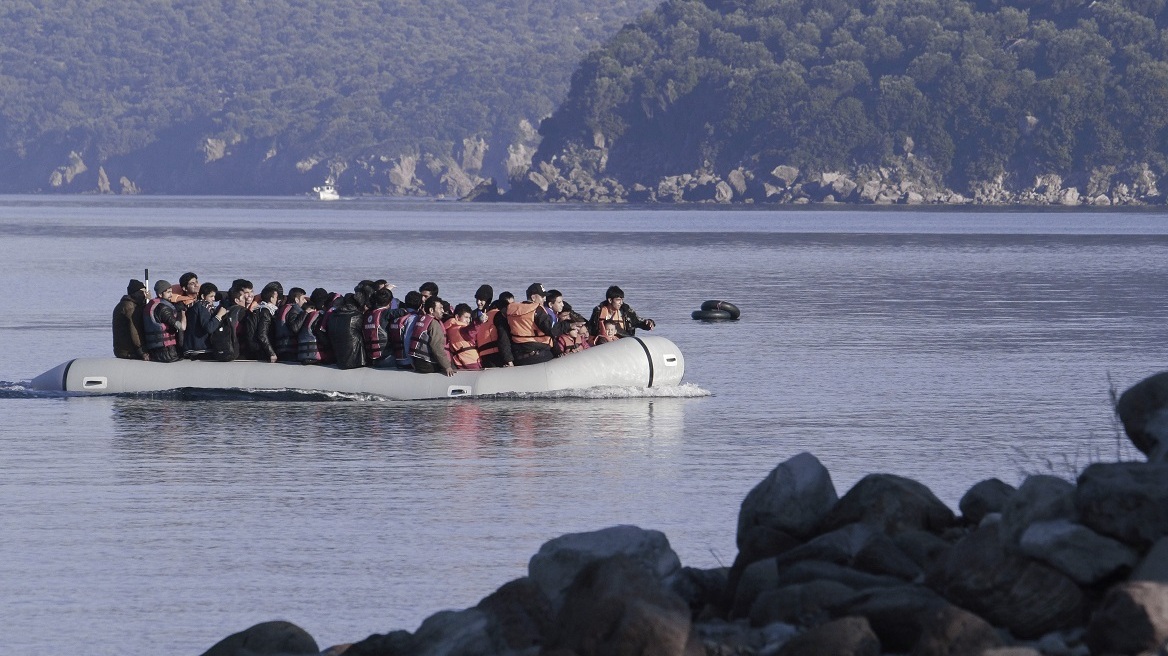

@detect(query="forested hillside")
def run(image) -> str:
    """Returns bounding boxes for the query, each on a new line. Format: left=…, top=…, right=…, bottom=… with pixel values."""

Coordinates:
left=509, top=0, right=1168, bottom=204
left=0, top=0, right=656, bottom=195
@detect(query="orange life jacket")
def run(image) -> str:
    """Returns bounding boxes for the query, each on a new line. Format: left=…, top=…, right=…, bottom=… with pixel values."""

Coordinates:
left=557, top=331, right=588, bottom=355
left=169, top=284, right=196, bottom=307
left=506, top=302, right=552, bottom=347
left=594, top=303, right=627, bottom=337
left=475, top=308, right=502, bottom=357
left=444, top=319, right=482, bottom=370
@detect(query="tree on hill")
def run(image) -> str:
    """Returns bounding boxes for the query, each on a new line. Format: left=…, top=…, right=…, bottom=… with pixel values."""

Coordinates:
left=529, top=0, right=1168, bottom=198
left=0, top=0, right=658, bottom=193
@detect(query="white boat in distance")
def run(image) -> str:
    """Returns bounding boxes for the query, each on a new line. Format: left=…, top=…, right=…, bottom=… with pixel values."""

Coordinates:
left=313, top=181, right=340, bottom=200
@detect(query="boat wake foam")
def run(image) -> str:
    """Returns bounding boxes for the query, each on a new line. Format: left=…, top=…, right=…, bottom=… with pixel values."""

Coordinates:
left=483, top=382, right=711, bottom=400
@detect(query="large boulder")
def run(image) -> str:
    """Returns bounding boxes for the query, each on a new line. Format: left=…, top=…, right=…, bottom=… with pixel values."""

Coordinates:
left=749, top=580, right=857, bottom=627
left=776, top=523, right=922, bottom=581
left=1085, top=581, right=1168, bottom=654
left=1132, top=537, right=1168, bottom=583
left=998, top=475, right=1077, bottom=546
left=528, top=525, right=681, bottom=609
left=910, top=604, right=1004, bottom=656
left=771, top=165, right=800, bottom=188
left=727, top=169, right=748, bottom=196
left=737, top=452, right=839, bottom=546
left=777, top=616, right=880, bottom=656
left=1115, top=371, right=1168, bottom=461
left=549, top=555, right=700, bottom=656
left=475, top=577, right=555, bottom=653
left=826, top=586, right=949, bottom=652
left=667, top=566, right=728, bottom=615
left=1075, top=461, right=1168, bottom=549
left=731, top=558, right=779, bottom=619
left=776, top=560, right=907, bottom=591
left=397, top=608, right=496, bottom=656
left=958, top=478, right=1016, bottom=525
left=927, top=523, right=1084, bottom=639
left=892, top=530, right=953, bottom=573
left=1018, top=519, right=1138, bottom=585
left=728, top=525, right=800, bottom=591
left=199, top=621, right=319, bottom=656
left=819, top=474, right=955, bottom=537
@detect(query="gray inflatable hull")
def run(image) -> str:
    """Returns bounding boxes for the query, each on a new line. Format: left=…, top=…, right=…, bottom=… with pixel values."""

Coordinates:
left=30, top=335, right=685, bottom=399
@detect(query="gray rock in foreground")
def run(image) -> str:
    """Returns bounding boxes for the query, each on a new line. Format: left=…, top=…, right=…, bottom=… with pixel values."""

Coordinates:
left=737, top=451, right=838, bottom=545
left=1116, top=370, right=1168, bottom=462
left=1019, top=519, right=1138, bottom=585
left=1075, top=461, right=1168, bottom=548
left=199, top=621, right=318, bottom=656
left=958, top=478, right=1016, bottom=525
left=819, top=473, right=955, bottom=537
left=528, top=524, right=680, bottom=609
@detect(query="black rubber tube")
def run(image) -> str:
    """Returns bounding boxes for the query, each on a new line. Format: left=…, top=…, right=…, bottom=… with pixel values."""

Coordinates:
left=692, top=309, right=734, bottom=321
left=631, top=337, right=655, bottom=388
left=700, top=300, right=741, bottom=319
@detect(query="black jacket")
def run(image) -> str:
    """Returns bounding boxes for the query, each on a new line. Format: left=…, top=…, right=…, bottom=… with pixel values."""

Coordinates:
left=588, top=302, right=652, bottom=337
left=250, top=303, right=279, bottom=361
left=183, top=300, right=218, bottom=355
left=327, top=304, right=367, bottom=370
left=113, top=294, right=147, bottom=359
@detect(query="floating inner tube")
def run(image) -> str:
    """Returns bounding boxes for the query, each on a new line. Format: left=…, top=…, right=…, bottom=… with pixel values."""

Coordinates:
left=700, top=300, right=741, bottom=319
left=692, top=309, right=734, bottom=321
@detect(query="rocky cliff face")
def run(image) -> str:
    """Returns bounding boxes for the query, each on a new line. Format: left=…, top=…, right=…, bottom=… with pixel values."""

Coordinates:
left=0, top=120, right=542, bottom=198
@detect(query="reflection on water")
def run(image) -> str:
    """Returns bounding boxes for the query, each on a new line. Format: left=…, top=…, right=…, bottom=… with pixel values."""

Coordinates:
left=109, top=395, right=687, bottom=455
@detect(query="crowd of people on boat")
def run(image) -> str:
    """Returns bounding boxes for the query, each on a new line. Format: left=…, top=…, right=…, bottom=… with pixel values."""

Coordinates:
left=112, top=273, right=656, bottom=376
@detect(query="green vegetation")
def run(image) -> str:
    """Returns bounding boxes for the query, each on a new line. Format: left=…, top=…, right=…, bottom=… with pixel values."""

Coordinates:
left=535, top=0, right=1168, bottom=191
left=0, top=0, right=654, bottom=191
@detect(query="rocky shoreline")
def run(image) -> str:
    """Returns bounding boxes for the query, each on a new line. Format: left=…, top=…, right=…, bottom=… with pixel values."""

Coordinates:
left=466, top=142, right=1168, bottom=207
left=200, top=373, right=1168, bottom=656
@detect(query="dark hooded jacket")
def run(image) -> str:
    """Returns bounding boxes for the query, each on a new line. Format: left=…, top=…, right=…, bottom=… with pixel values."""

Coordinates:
left=327, top=298, right=367, bottom=370
left=113, top=294, right=147, bottom=359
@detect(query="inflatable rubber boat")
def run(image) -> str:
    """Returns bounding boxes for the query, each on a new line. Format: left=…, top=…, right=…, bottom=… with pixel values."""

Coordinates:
left=30, top=335, right=684, bottom=399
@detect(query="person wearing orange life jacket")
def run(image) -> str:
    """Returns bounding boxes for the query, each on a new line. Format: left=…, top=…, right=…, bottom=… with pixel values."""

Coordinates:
left=588, top=285, right=656, bottom=339
left=593, top=319, right=620, bottom=346
left=556, top=312, right=591, bottom=355
left=444, top=303, right=482, bottom=371
left=273, top=287, right=308, bottom=361
left=506, top=283, right=567, bottom=366
left=408, top=296, right=455, bottom=376
left=391, top=291, right=425, bottom=368
left=143, top=279, right=186, bottom=363
left=475, top=292, right=514, bottom=368
left=169, top=272, right=200, bottom=311
left=297, top=288, right=332, bottom=364
left=363, top=287, right=410, bottom=367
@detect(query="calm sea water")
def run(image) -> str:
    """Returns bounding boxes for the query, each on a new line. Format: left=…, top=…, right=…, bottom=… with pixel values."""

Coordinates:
left=0, top=197, right=1163, bottom=655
